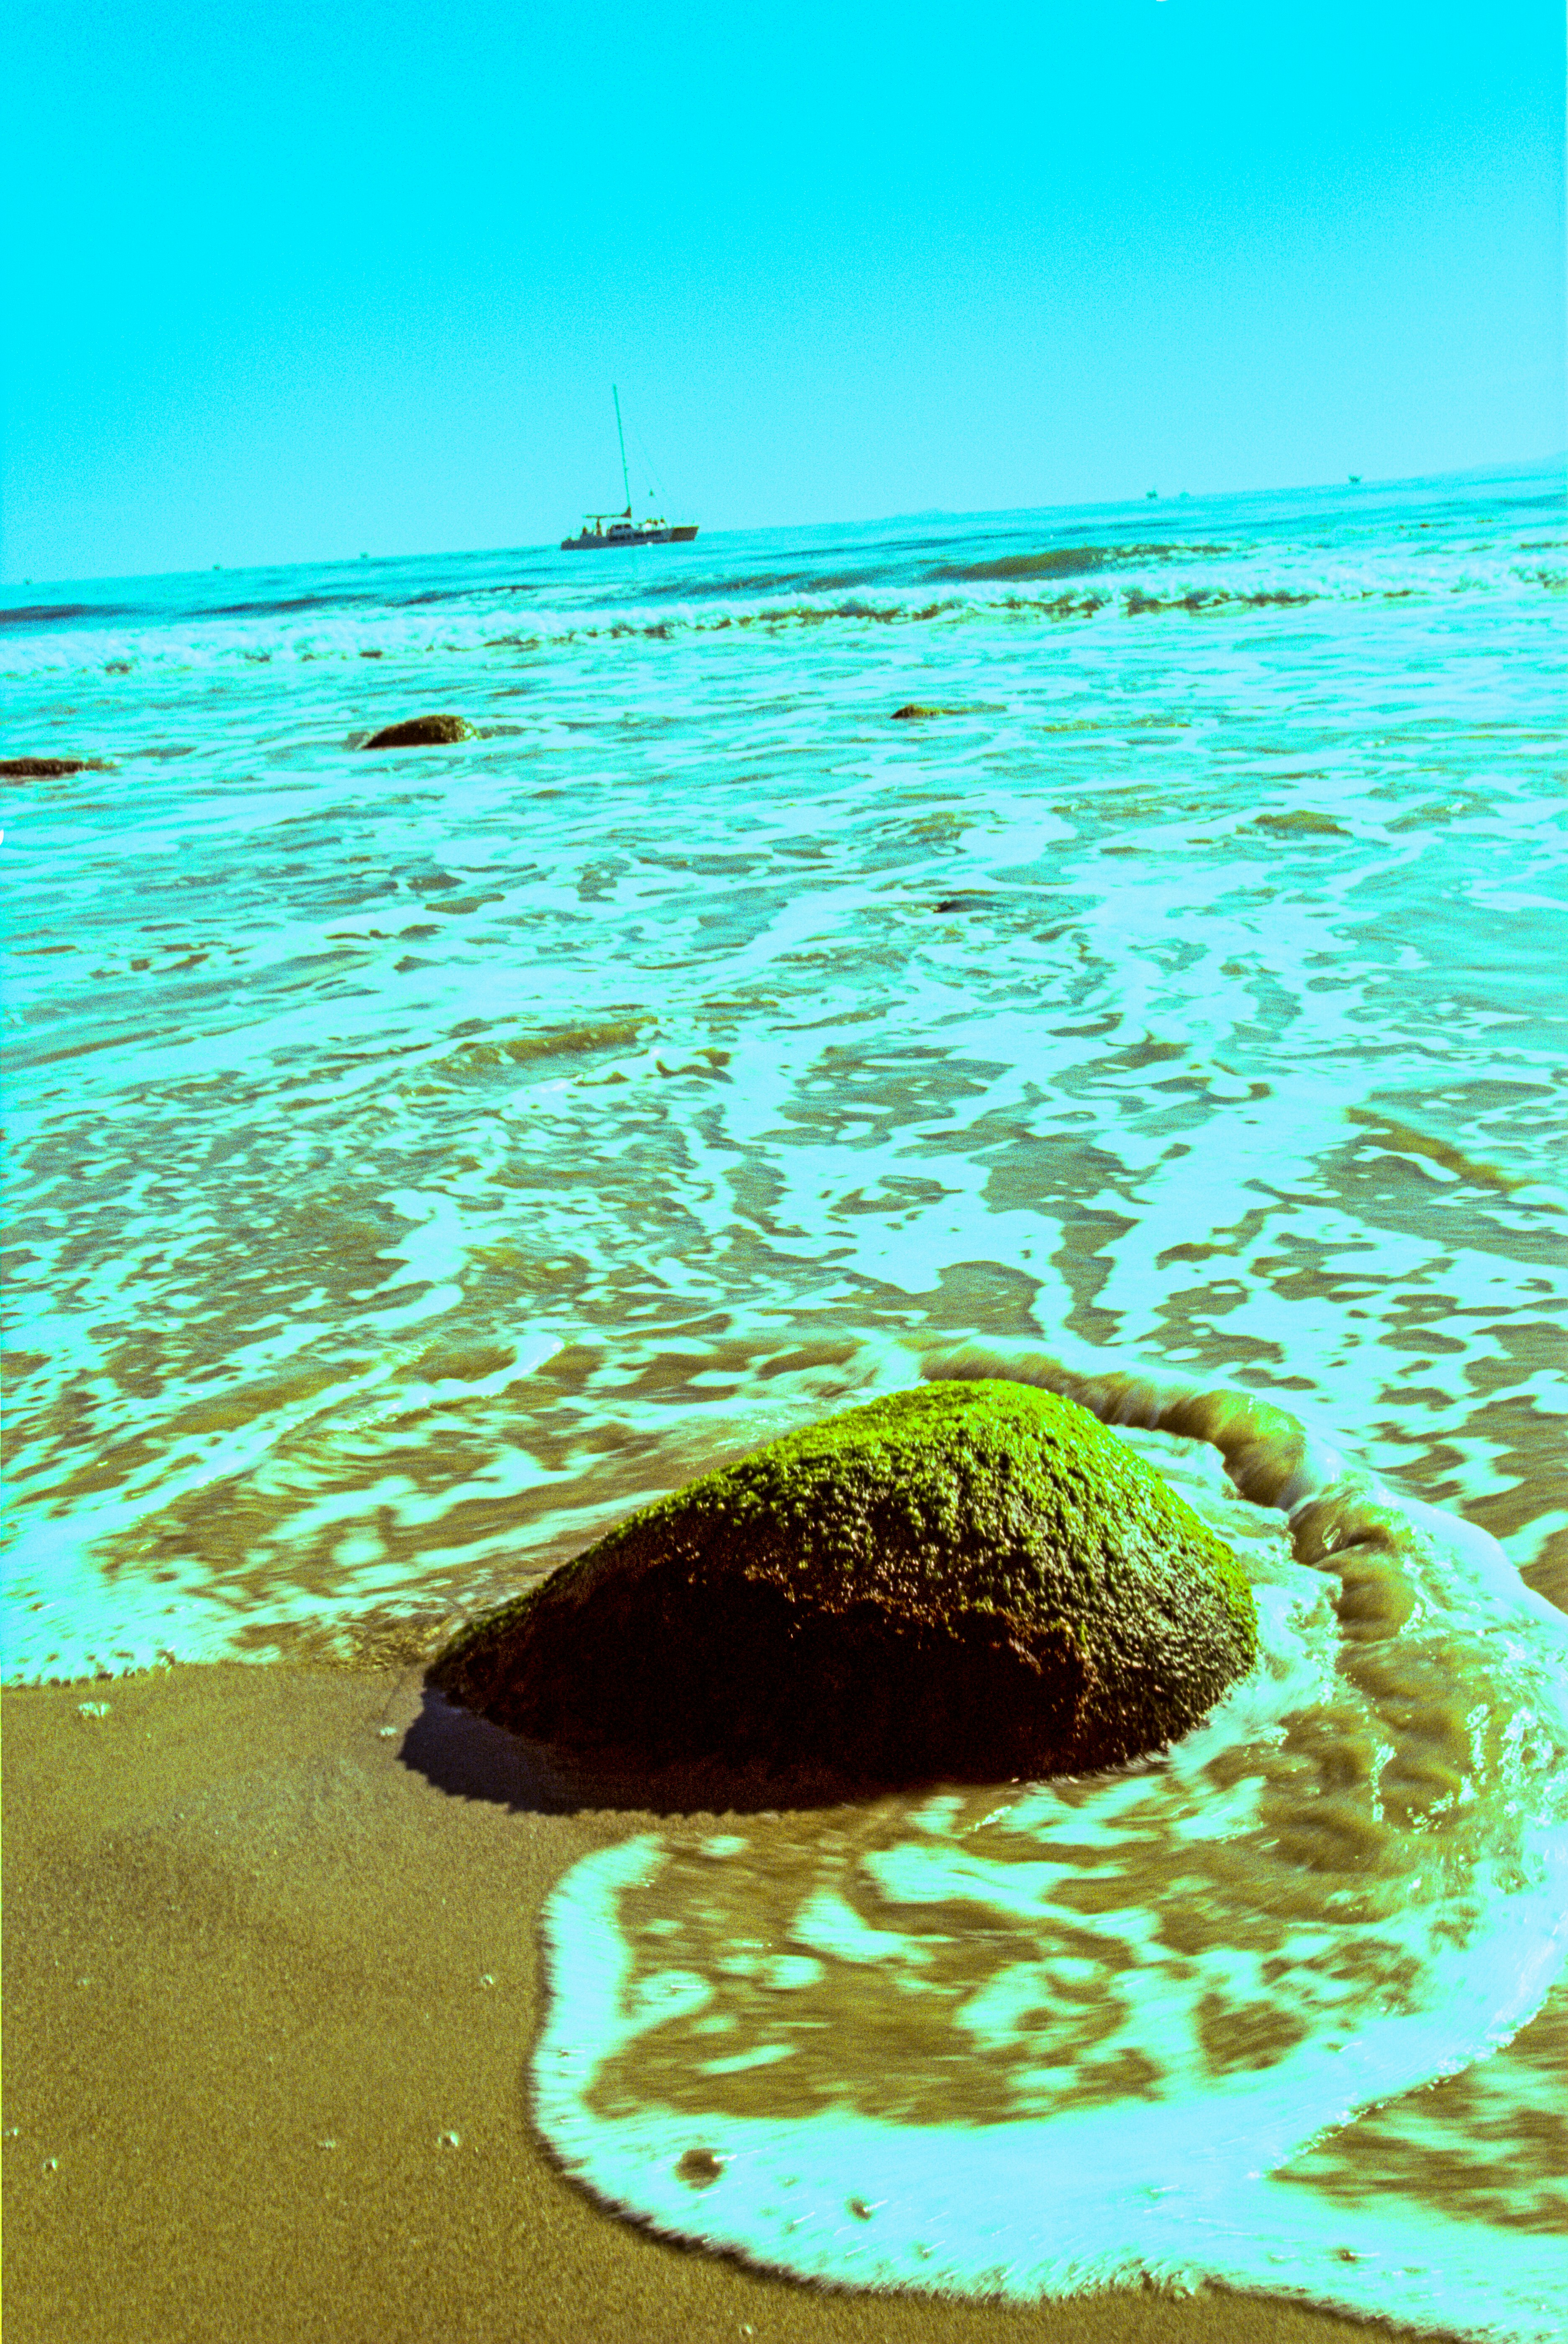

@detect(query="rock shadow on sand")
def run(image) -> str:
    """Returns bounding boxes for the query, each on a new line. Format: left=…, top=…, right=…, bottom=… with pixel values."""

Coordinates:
left=399, top=1684, right=892, bottom=1816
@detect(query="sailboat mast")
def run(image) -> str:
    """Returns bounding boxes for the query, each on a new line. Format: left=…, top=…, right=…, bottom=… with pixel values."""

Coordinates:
left=612, top=385, right=631, bottom=515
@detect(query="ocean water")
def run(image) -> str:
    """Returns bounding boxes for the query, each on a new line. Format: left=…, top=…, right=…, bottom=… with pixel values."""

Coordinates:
left=3, top=458, right=1566, bottom=2334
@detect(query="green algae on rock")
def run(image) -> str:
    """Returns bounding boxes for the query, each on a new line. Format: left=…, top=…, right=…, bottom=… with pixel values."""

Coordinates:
left=431, top=1380, right=1258, bottom=1787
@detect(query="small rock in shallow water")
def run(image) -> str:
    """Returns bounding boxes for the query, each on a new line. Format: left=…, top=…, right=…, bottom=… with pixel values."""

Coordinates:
left=890, top=702, right=1003, bottom=721
left=430, top=1380, right=1257, bottom=1789
left=360, top=714, right=471, bottom=749
left=0, top=756, right=115, bottom=776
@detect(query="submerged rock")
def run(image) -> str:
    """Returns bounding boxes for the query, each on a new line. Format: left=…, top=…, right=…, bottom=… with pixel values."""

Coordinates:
left=360, top=714, right=471, bottom=749
left=1253, top=808, right=1348, bottom=837
left=890, top=702, right=998, bottom=721
left=431, top=1380, right=1257, bottom=1787
left=0, top=755, right=114, bottom=776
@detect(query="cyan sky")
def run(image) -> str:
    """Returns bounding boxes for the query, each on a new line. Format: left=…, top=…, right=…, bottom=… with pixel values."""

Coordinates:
left=4, top=0, right=1563, bottom=580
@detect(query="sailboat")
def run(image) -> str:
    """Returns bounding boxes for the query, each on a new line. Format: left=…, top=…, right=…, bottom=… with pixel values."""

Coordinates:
left=561, top=387, right=699, bottom=550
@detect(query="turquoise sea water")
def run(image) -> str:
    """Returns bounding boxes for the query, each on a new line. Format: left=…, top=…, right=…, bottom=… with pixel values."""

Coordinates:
left=4, top=459, right=1566, bottom=2333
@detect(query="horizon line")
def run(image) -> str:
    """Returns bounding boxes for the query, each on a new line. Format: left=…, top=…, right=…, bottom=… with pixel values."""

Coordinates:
left=4, top=449, right=1563, bottom=596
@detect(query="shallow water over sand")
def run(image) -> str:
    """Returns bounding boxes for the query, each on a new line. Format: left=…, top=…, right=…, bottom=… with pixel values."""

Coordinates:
left=4, top=460, right=1565, bottom=2336
left=4, top=460, right=1564, bottom=1676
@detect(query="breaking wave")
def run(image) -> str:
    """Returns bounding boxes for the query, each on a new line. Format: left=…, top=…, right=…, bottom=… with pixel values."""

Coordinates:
left=3, top=560, right=1559, bottom=681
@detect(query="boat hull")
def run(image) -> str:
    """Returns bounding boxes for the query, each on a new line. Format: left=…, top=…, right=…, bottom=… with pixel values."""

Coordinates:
left=561, top=524, right=699, bottom=550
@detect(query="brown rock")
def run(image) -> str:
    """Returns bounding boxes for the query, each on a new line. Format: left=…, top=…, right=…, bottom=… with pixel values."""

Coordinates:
left=360, top=715, right=471, bottom=749
left=0, top=756, right=115, bottom=777
left=890, top=703, right=1002, bottom=721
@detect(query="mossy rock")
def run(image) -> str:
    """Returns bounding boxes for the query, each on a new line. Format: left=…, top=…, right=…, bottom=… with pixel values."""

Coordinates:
left=360, top=714, right=471, bottom=749
left=431, top=1380, right=1258, bottom=1787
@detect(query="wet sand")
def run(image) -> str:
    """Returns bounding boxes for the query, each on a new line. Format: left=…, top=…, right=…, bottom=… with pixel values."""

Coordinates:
left=5, top=1662, right=1392, bottom=2344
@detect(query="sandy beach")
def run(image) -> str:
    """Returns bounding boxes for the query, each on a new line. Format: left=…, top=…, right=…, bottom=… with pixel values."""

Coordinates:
left=2, top=1660, right=1392, bottom=2344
